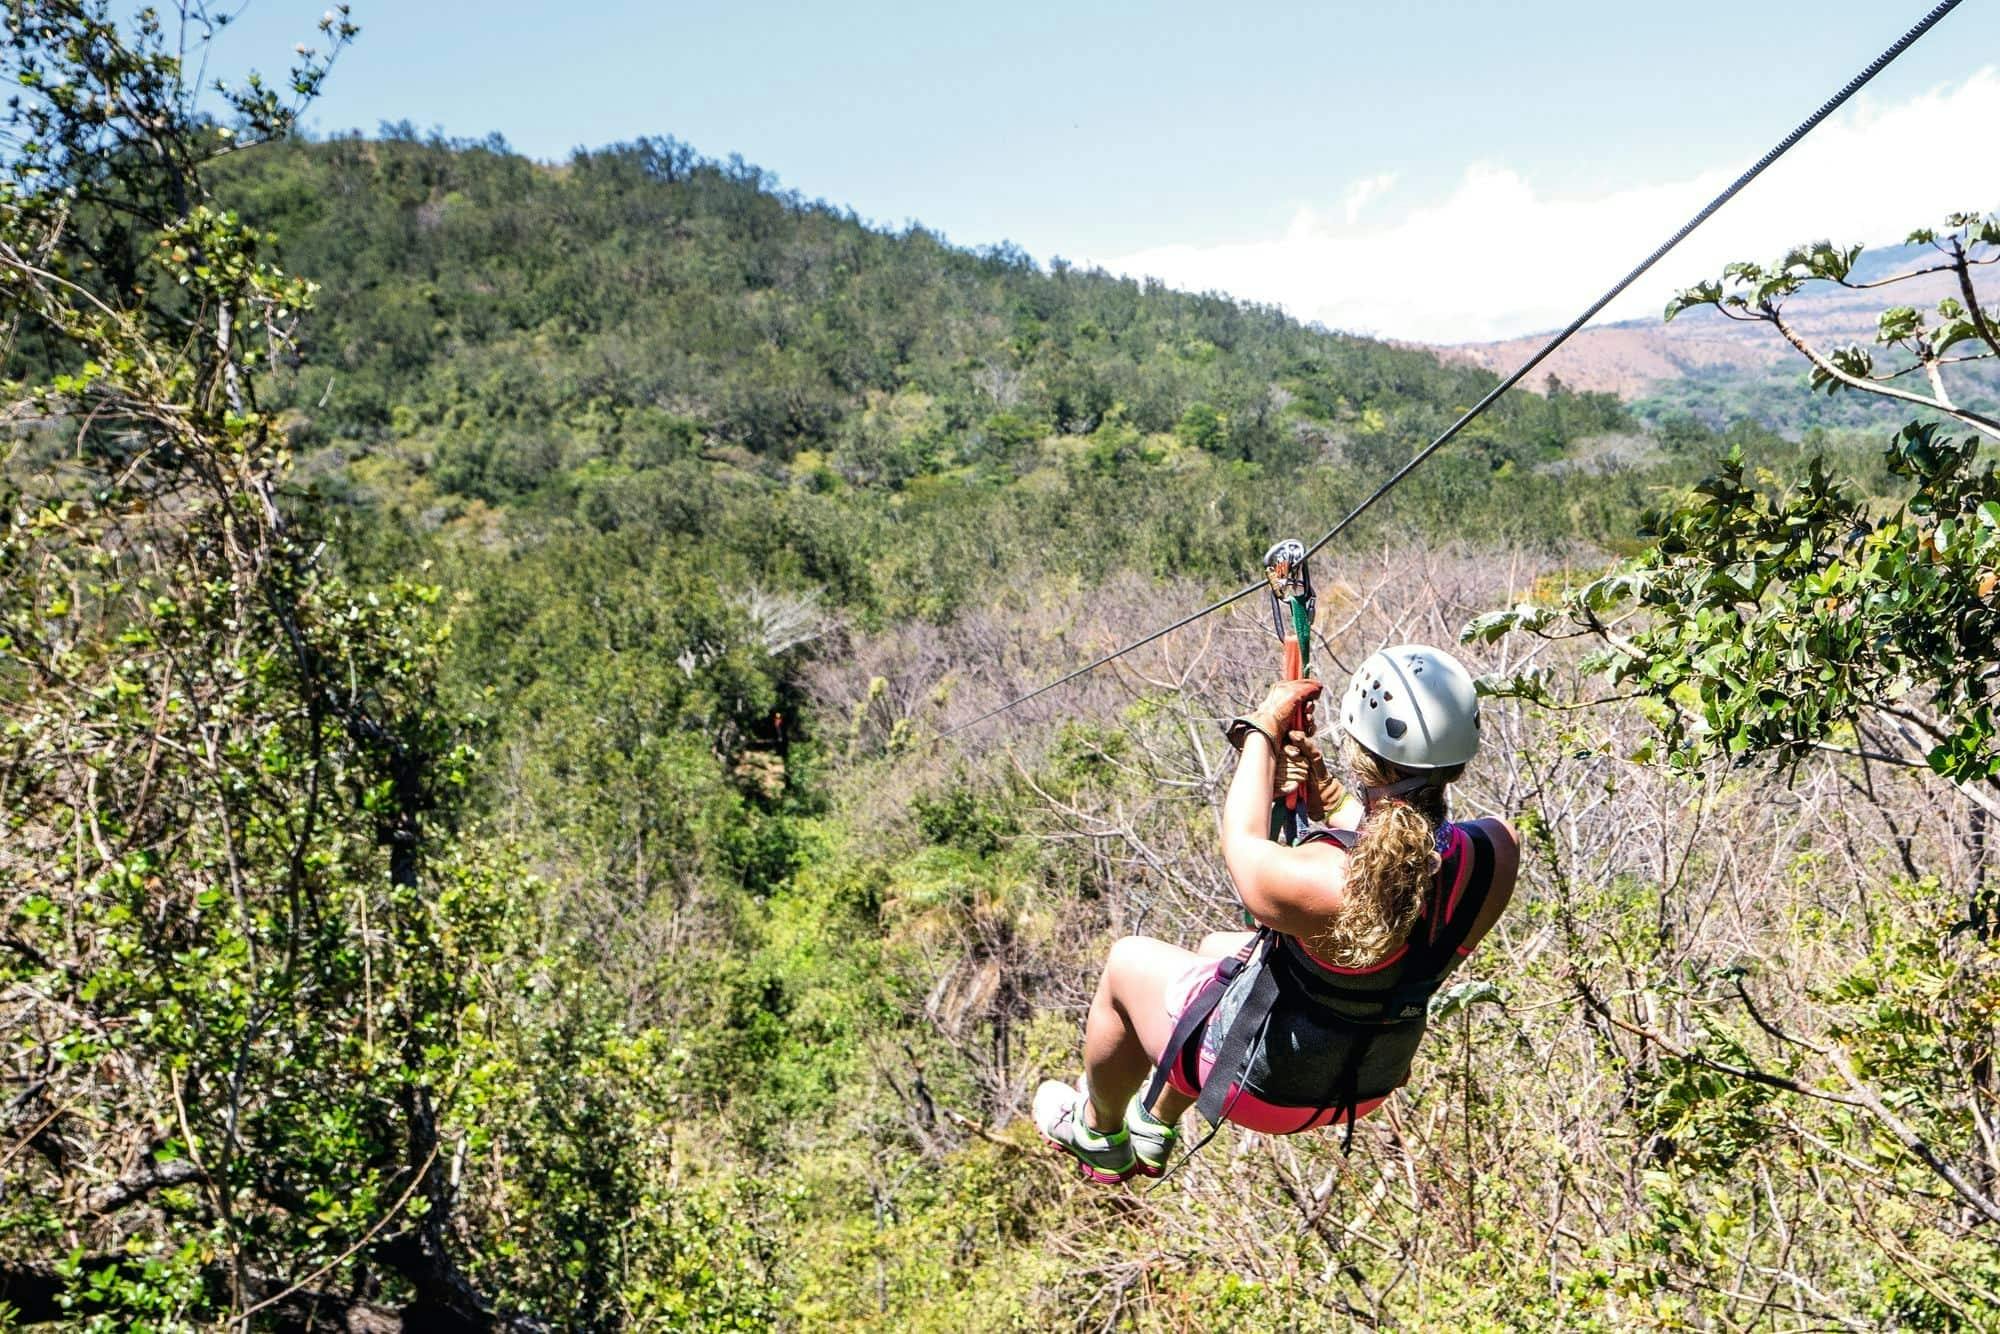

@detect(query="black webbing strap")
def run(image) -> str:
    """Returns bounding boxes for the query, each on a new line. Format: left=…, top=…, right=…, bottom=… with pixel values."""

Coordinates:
left=1191, top=957, right=1281, bottom=1130
left=1361, top=775, right=1437, bottom=804
left=1335, top=1030, right=1373, bottom=1153
left=1298, top=823, right=1358, bottom=851
left=1139, top=928, right=1270, bottom=1117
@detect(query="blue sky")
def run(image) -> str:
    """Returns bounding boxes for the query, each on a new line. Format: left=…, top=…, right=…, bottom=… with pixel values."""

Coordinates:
left=213, top=2, right=1999, bottom=340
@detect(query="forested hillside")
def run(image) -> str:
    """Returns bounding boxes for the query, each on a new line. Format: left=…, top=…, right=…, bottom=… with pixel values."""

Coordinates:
left=216, top=131, right=1695, bottom=598
left=8, top=11, right=2000, bottom=1329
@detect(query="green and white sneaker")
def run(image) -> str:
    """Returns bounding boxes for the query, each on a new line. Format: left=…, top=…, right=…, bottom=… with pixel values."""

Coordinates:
left=1125, top=1095, right=1179, bottom=1177
left=1033, top=1079, right=1137, bottom=1184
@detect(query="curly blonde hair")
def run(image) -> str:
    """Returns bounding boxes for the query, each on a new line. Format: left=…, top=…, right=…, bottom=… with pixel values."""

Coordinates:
left=1310, top=739, right=1464, bottom=968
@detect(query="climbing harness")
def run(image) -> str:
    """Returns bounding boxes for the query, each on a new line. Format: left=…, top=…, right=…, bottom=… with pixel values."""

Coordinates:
left=1143, top=823, right=1504, bottom=1167
left=937, top=0, right=1970, bottom=743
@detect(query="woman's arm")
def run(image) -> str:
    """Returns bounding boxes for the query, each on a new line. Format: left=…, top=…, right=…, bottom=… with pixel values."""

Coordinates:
left=1222, top=731, right=1347, bottom=936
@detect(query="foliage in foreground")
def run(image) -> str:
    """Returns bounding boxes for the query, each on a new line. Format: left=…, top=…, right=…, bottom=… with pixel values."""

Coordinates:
left=0, top=7, right=767, bottom=1328
left=1478, top=216, right=2000, bottom=854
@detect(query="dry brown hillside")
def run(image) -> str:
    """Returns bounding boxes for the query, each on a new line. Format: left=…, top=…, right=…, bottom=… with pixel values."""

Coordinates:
left=1436, top=251, right=1978, bottom=397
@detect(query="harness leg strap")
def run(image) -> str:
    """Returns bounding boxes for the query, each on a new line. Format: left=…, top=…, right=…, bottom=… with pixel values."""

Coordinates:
left=1192, top=958, right=1281, bottom=1129
left=1140, top=930, right=1268, bottom=1117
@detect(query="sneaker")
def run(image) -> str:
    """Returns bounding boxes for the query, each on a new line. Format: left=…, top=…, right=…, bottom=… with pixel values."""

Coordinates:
left=1125, top=1094, right=1179, bottom=1177
left=1033, top=1078, right=1136, bottom=1184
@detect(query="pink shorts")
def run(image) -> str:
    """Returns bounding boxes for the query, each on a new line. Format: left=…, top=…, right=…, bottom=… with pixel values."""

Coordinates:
left=1158, top=957, right=1389, bottom=1135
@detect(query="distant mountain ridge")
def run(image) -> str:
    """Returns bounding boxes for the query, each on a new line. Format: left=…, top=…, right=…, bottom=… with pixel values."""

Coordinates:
left=1432, top=239, right=1995, bottom=411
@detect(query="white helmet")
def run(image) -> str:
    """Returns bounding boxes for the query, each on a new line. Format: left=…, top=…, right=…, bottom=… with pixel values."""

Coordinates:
left=1340, top=645, right=1481, bottom=770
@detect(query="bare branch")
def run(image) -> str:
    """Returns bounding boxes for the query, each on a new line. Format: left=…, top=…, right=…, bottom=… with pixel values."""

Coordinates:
left=83, top=1157, right=205, bottom=1215
left=1825, top=1046, right=2000, bottom=1228
left=1949, top=237, right=2000, bottom=360
left=1765, top=305, right=2000, bottom=441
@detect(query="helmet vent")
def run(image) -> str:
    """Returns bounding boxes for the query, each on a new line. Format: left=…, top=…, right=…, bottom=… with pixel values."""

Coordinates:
left=1385, top=717, right=1407, bottom=739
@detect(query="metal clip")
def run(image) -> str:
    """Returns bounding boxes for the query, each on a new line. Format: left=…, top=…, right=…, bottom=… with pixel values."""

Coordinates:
left=1261, top=538, right=1314, bottom=641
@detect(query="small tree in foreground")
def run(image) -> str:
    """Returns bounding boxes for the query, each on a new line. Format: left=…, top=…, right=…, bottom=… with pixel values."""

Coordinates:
left=0, top=6, right=545, bottom=1327
left=1474, top=214, right=2000, bottom=808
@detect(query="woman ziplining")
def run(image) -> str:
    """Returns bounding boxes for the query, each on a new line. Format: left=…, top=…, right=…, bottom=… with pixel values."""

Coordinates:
left=1033, top=644, right=1520, bottom=1182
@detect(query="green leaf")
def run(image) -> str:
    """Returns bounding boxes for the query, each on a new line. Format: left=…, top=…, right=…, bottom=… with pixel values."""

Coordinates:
left=1430, top=979, right=1503, bottom=1020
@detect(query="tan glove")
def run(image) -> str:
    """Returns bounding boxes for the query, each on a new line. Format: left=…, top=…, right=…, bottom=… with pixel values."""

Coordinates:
left=1278, top=730, right=1347, bottom=821
left=1225, top=678, right=1322, bottom=751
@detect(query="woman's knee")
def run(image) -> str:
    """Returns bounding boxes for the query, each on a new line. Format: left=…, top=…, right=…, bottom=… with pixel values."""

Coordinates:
left=1102, top=934, right=1159, bottom=983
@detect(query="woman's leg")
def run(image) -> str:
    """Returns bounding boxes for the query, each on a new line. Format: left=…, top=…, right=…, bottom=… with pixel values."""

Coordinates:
left=1148, top=1077, right=1196, bottom=1126
left=1197, top=929, right=1256, bottom=959
left=1080, top=935, right=1205, bottom=1132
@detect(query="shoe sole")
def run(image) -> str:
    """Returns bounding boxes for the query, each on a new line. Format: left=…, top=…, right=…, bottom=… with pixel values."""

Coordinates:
left=1040, top=1134, right=1136, bottom=1185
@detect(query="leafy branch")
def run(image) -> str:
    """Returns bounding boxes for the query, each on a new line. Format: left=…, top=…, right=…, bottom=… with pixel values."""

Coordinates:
left=1665, top=213, right=2000, bottom=440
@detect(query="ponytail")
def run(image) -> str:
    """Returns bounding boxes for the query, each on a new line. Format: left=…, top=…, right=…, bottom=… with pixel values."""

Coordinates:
left=1311, top=740, right=1462, bottom=969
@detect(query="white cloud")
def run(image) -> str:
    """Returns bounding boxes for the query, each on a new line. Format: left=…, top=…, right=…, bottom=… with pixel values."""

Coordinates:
left=1341, top=170, right=1398, bottom=226
left=1092, top=69, right=2000, bottom=344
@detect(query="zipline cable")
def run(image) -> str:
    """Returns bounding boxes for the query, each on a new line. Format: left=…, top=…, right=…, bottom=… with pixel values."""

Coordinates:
left=937, top=581, right=1267, bottom=739
left=939, top=0, right=1970, bottom=741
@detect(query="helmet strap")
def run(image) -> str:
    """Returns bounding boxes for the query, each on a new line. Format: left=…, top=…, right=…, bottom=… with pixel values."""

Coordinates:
left=1362, top=774, right=1437, bottom=806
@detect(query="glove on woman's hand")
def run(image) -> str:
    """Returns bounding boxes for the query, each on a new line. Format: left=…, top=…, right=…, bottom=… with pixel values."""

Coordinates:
left=1278, top=730, right=1348, bottom=821
left=1225, top=678, right=1322, bottom=751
